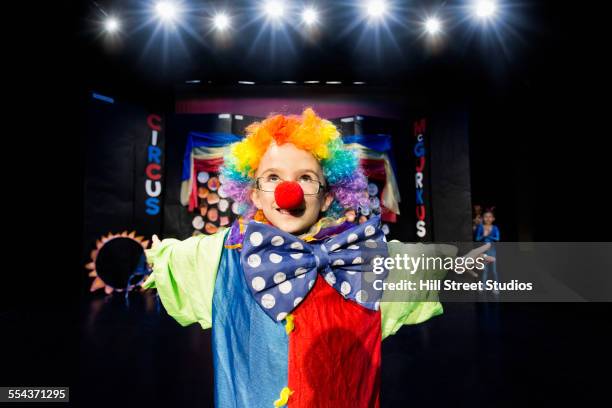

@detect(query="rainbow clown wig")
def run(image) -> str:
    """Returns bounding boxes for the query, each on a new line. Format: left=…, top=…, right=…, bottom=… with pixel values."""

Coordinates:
left=219, top=107, right=369, bottom=220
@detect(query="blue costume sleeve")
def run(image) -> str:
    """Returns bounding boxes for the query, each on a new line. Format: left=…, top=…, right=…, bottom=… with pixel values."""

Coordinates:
left=490, top=225, right=500, bottom=241
left=475, top=224, right=484, bottom=241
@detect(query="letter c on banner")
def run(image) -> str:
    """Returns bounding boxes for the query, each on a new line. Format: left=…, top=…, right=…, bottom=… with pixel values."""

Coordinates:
left=146, top=163, right=162, bottom=180
left=147, top=114, right=162, bottom=131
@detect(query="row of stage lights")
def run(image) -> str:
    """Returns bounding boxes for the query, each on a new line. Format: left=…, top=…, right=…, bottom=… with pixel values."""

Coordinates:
left=101, top=0, right=499, bottom=37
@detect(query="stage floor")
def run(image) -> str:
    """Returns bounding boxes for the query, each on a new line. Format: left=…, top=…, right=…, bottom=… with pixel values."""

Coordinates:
left=2, top=292, right=608, bottom=407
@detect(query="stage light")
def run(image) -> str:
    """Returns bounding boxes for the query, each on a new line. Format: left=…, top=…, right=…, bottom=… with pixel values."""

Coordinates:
left=264, top=1, right=285, bottom=19
left=155, top=1, right=178, bottom=22
left=325, top=81, right=342, bottom=84
left=366, top=0, right=388, bottom=19
left=302, top=7, right=319, bottom=25
left=213, top=13, right=230, bottom=31
left=104, top=17, right=120, bottom=33
left=424, top=17, right=441, bottom=35
left=474, top=0, right=497, bottom=19
left=238, top=81, right=255, bottom=85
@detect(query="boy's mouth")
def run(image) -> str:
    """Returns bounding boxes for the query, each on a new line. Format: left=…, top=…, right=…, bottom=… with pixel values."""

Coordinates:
left=275, top=206, right=306, bottom=217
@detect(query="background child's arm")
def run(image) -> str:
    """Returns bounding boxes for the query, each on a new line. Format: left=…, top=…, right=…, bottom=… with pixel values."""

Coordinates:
left=141, top=228, right=230, bottom=330
left=475, top=224, right=484, bottom=241
left=490, top=225, right=500, bottom=241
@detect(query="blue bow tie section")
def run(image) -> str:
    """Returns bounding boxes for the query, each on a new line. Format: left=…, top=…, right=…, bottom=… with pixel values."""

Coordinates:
left=241, top=215, right=389, bottom=322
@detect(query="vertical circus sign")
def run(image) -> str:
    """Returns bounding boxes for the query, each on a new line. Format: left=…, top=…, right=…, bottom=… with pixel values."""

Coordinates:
left=145, top=114, right=163, bottom=215
left=414, top=118, right=428, bottom=239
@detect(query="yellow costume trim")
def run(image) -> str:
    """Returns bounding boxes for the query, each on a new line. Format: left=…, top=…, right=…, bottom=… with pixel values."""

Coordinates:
left=273, top=387, right=294, bottom=407
left=284, top=314, right=295, bottom=334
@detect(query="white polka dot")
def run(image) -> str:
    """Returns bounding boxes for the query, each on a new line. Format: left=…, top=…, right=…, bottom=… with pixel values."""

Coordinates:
left=382, top=224, right=390, bottom=235
left=330, top=243, right=341, bottom=251
left=365, top=239, right=377, bottom=248
left=347, top=270, right=357, bottom=275
left=309, top=280, right=315, bottom=289
left=261, top=294, right=275, bottom=309
left=325, top=272, right=336, bottom=285
left=273, top=272, right=286, bottom=284
left=251, top=276, right=266, bottom=291
left=355, top=290, right=368, bottom=303
left=314, top=255, right=320, bottom=266
left=192, top=216, right=204, bottom=230
left=365, top=225, right=376, bottom=237
left=271, top=235, right=284, bottom=246
left=290, top=253, right=303, bottom=260
left=249, top=232, right=263, bottom=246
left=352, top=257, right=363, bottom=265
left=374, top=300, right=380, bottom=310
left=269, top=253, right=283, bottom=263
left=218, top=185, right=228, bottom=198
left=276, top=312, right=288, bottom=321
left=218, top=199, right=229, bottom=212
left=197, top=171, right=210, bottom=184
left=341, top=281, right=351, bottom=295
left=332, top=259, right=345, bottom=266
left=295, top=267, right=307, bottom=276
left=247, top=254, right=261, bottom=268
left=290, top=242, right=303, bottom=250
left=293, top=297, right=303, bottom=307
left=347, top=233, right=358, bottom=243
left=279, top=281, right=292, bottom=294
left=320, top=244, right=327, bottom=252
left=348, top=244, right=359, bottom=250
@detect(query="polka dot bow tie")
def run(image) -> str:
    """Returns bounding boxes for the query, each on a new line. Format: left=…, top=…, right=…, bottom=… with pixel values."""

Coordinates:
left=241, top=215, right=389, bottom=322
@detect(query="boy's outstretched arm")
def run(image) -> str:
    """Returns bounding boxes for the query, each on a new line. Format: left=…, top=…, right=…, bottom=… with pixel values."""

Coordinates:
left=142, top=228, right=230, bottom=330
left=380, top=242, right=493, bottom=340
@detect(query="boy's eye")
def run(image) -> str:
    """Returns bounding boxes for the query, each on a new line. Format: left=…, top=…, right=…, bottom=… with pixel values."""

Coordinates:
left=299, top=175, right=314, bottom=182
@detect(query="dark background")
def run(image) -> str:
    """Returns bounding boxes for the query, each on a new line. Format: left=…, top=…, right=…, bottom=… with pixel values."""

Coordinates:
left=3, top=0, right=610, bottom=406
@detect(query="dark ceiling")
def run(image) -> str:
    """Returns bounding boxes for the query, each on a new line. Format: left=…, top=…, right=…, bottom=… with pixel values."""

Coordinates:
left=69, top=0, right=577, bottom=102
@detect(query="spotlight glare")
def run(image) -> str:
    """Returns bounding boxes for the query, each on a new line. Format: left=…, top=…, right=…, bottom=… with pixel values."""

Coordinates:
left=155, top=1, right=178, bottom=22
left=366, top=0, right=388, bottom=18
left=214, top=13, right=230, bottom=30
left=425, top=17, right=441, bottom=35
left=105, top=17, right=120, bottom=33
left=475, top=0, right=496, bottom=18
left=302, top=7, right=318, bottom=25
left=264, top=1, right=284, bottom=19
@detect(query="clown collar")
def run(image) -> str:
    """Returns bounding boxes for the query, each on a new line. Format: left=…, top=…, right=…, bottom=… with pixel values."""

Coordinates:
left=225, top=214, right=356, bottom=249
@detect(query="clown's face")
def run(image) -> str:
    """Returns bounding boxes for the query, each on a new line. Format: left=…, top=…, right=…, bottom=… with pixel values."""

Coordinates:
left=250, top=142, right=334, bottom=235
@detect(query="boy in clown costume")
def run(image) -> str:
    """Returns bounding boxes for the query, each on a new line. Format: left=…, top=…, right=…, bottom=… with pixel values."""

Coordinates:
left=142, top=108, right=477, bottom=407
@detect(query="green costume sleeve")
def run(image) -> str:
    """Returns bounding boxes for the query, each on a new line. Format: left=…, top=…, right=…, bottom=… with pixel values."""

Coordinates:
left=380, top=241, right=458, bottom=340
left=141, top=228, right=230, bottom=330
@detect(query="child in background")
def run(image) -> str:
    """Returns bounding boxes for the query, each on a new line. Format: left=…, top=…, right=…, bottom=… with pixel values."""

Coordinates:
left=474, top=207, right=500, bottom=291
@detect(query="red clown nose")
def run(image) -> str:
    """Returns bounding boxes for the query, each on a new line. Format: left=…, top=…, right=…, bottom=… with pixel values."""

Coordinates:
left=274, top=181, right=304, bottom=210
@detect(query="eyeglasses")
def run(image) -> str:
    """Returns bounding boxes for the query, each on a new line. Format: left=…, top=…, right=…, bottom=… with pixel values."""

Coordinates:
left=255, top=176, right=326, bottom=195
